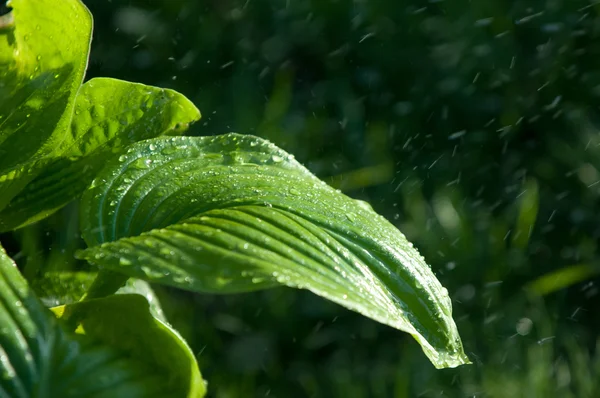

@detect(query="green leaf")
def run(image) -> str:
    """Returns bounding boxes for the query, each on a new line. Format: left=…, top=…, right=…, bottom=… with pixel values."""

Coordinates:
left=52, top=295, right=205, bottom=397
left=0, top=77, right=201, bottom=231
left=31, top=271, right=167, bottom=322
left=77, top=134, right=470, bottom=369
left=116, top=279, right=168, bottom=323
left=30, top=271, right=96, bottom=306
left=0, top=0, right=91, bottom=209
left=526, top=264, right=600, bottom=296
left=512, top=177, right=539, bottom=250
left=0, top=243, right=205, bottom=397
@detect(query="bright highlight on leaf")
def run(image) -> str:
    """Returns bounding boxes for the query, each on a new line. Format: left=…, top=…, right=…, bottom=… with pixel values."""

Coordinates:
left=0, top=0, right=200, bottom=232
left=0, top=244, right=206, bottom=397
left=0, top=0, right=92, bottom=210
left=0, top=77, right=201, bottom=231
left=78, top=133, right=470, bottom=369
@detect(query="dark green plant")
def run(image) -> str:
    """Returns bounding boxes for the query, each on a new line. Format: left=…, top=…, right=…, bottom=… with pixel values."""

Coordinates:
left=0, top=0, right=469, bottom=396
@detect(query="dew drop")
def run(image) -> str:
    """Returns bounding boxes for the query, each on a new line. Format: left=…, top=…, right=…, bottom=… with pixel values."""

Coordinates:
left=159, top=247, right=173, bottom=256
left=119, top=258, right=132, bottom=266
left=141, top=266, right=165, bottom=279
left=161, top=147, right=177, bottom=155
left=132, top=158, right=152, bottom=169
left=173, top=274, right=192, bottom=284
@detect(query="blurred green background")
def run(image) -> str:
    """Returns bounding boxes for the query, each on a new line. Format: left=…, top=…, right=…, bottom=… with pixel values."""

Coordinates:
left=4, top=0, right=600, bottom=396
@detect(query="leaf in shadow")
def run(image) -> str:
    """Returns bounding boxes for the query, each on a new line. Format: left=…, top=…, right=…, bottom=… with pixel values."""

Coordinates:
left=0, top=244, right=204, bottom=397
left=31, top=271, right=167, bottom=322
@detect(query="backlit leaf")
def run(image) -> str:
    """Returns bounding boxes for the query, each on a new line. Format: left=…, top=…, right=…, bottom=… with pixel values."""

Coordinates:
left=0, top=77, right=201, bottom=231
left=0, top=0, right=91, bottom=209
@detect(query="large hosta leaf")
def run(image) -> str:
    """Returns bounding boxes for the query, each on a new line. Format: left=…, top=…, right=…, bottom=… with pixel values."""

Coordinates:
left=0, top=243, right=205, bottom=397
left=0, top=77, right=201, bottom=231
left=0, top=0, right=91, bottom=209
left=77, top=134, right=470, bottom=369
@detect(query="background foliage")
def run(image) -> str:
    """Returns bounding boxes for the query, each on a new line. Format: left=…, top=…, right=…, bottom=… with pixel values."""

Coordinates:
left=3, top=0, right=600, bottom=396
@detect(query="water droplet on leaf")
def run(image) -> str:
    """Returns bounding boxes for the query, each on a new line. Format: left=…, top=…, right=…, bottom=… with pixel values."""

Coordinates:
left=119, top=258, right=132, bottom=266
left=162, top=147, right=177, bottom=155
left=132, top=158, right=152, bottom=169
